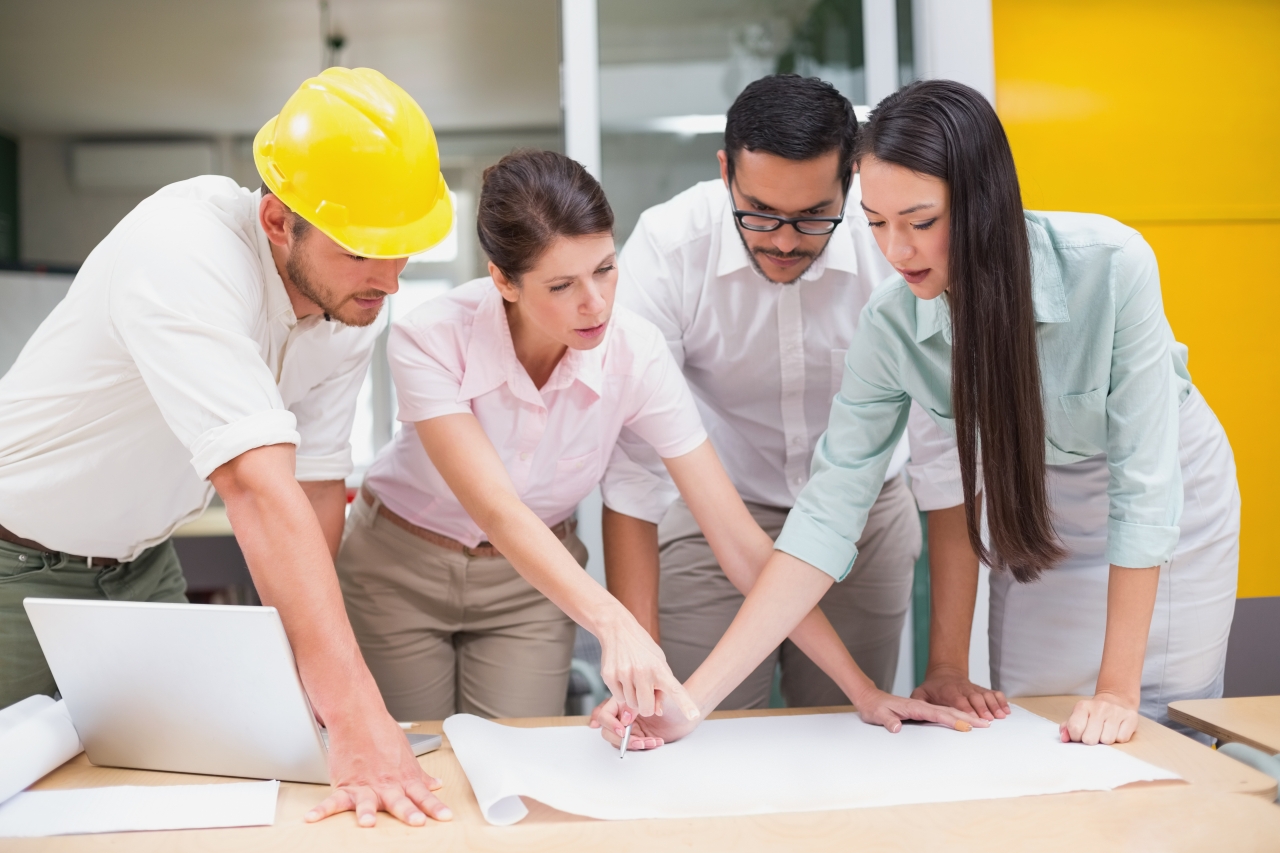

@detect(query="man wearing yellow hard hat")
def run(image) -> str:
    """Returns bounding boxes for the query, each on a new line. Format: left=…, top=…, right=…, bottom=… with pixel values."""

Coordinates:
left=0, top=69, right=454, bottom=826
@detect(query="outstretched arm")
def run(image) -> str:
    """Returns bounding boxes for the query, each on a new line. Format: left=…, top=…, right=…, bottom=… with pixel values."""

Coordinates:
left=415, top=413, right=699, bottom=722
left=212, top=444, right=451, bottom=828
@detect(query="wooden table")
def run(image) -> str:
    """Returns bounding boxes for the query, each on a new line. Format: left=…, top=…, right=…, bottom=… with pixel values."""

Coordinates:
left=1169, top=696, right=1280, bottom=754
left=11, top=697, right=1280, bottom=852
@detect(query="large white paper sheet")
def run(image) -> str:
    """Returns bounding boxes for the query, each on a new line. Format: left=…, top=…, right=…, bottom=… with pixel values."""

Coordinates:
left=445, top=705, right=1180, bottom=825
left=0, top=696, right=84, bottom=804
left=0, top=780, right=279, bottom=837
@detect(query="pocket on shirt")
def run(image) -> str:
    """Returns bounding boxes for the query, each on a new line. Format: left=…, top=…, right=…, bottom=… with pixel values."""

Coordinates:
left=1047, top=387, right=1107, bottom=458
left=552, top=448, right=603, bottom=507
left=831, top=349, right=848, bottom=400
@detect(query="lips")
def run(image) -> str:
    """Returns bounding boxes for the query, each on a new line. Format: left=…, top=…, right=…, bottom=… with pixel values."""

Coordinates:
left=898, top=268, right=929, bottom=285
left=574, top=323, right=606, bottom=339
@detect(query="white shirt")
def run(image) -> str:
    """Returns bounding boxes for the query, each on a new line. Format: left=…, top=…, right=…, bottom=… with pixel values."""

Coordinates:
left=602, top=179, right=911, bottom=523
left=0, top=177, right=382, bottom=561
left=365, top=279, right=707, bottom=548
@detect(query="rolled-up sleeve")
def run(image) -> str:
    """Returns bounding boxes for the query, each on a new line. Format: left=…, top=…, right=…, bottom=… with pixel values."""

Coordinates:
left=775, top=303, right=911, bottom=581
left=109, top=205, right=301, bottom=481
left=1104, top=235, right=1182, bottom=567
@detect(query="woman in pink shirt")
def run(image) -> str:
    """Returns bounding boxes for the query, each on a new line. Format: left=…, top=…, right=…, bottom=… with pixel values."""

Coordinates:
left=335, top=151, right=732, bottom=723
left=337, top=151, right=974, bottom=735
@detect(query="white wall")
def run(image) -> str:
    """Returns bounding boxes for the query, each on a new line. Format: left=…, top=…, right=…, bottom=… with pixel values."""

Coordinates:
left=912, top=0, right=995, bottom=102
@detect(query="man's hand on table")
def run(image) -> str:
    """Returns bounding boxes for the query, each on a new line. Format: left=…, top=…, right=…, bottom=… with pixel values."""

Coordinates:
left=912, top=667, right=1011, bottom=721
left=306, top=711, right=453, bottom=827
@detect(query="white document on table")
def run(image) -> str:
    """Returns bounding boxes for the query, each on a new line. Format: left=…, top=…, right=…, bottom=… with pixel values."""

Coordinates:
left=0, top=780, right=279, bottom=837
left=445, top=705, right=1180, bottom=825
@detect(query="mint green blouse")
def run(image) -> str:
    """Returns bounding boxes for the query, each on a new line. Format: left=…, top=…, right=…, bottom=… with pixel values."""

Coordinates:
left=775, top=211, right=1192, bottom=580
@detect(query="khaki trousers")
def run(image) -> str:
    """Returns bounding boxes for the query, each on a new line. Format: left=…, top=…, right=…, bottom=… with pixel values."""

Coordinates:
left=658, top=474, right=920, bottom=710
left=336, top=493, right=583, bottom=721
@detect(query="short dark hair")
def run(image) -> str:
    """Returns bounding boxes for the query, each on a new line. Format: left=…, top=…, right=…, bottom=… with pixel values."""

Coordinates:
left=476, top=150, right=614, bottom=281
left=724, top=74, right=859, bottom=187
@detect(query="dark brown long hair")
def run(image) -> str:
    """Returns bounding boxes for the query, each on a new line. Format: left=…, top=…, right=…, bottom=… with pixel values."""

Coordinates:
left=476, top=149, right=614, bottom=281
left=857, top=80, right=1064, bottom=582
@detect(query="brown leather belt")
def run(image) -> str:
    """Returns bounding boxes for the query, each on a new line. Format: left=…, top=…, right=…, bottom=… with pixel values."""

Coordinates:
left=361, top=486, right=575, bottom=559
left=0, top=524, right=122, bottom=568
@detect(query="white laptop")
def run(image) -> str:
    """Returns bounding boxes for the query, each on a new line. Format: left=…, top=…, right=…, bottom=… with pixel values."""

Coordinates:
left=24, top=598, right=440, bottom=784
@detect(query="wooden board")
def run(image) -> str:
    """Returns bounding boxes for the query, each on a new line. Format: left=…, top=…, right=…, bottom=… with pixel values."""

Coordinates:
left=8, top=697, right=1280, bottom=852
left=1169, top=696, right=1280, bottom=755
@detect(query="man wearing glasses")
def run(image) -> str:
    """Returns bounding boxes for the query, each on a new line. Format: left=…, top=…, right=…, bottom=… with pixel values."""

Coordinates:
left=601, top=74, right=924, bottom=709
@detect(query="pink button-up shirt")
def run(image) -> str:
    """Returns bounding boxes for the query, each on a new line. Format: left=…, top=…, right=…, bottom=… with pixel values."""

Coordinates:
left=365, top=278, right=708, bottom=548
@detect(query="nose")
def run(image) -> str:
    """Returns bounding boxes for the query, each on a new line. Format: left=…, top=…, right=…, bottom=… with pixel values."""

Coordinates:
left=368, top=259, right=403, bottom=295
left=770, top=227, right=801, bottom=254
left=581, top=279, right=608, bottom=316
left=884, top=229, right=914, bottom=264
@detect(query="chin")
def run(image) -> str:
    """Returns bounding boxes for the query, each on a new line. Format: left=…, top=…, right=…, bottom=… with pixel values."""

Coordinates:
left=329, top=306, right=383, bottom=328
left=905, top=282, right=946, bottom=301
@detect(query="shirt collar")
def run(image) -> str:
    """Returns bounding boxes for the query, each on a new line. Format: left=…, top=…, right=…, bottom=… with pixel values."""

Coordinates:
left=456, top=286, right=604, bottom=406
left=253, top=191, right=298, bottom=327
left=913, top=216, right=1070, bottom=343
left=714, top=187, right=860, bottom=282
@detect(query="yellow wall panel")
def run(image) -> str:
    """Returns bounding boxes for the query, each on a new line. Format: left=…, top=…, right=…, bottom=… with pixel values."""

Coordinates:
left=992, top=1, right=1280, bottom=597
left=994, top=0, right=1280, bottom=221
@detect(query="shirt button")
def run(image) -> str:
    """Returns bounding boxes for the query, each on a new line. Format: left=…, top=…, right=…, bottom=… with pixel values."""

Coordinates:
left=520, top=452, right=529, bottom=461
left=794, top=476, right=804, bottom=485
left=18, top=554, right=27, bottom=562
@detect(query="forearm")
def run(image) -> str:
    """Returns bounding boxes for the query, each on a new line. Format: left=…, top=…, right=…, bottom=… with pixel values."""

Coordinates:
left=212, top=447, right=383, bottom=729
left=480, top=494, right=631, bottom=637
left=602, top=507, right=660, bottom=640
left=924, top=504, right=980, bottom=677
left=300, top=479, right=347, bottom=561
left=1096, top=564, right=1160, bottom=706
left=685, top=551, right=855, bottom=714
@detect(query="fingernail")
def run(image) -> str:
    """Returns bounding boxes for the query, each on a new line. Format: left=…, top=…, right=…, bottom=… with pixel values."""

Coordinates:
left=410, top=813, right=426, bottom=826
left=438, top=808, right=453, bottom=821
left=360, top=815, right=375, bottom=827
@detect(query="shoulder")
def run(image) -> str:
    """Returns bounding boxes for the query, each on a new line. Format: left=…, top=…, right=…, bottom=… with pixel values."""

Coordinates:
left=626, top=180, right=726, bottom=253
left=112, top=177, right=263, bottom=275
left=1026, top=210, right=1147, bottom=255
left=1026, top=210, right=1157, bottom=290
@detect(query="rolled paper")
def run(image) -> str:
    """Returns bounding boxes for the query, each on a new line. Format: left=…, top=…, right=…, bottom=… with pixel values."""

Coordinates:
left=0, top=696, right=84, bottom=804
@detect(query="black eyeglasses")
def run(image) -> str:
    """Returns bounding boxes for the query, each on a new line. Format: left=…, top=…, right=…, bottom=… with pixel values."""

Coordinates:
left=730, top=180, right=846, bottom=235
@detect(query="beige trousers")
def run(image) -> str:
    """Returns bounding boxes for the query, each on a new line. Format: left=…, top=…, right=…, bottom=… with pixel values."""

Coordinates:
left=658, top=473, right=920, bottom=709
left=336, top=493, right=583, bottom=721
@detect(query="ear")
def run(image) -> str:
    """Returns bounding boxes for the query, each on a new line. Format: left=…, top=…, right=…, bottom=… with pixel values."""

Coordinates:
left=489, top=261, right=520, bottom=303
left=717, top=150, right=730, bottom=187
left=259, top=194, right=293, bottom=249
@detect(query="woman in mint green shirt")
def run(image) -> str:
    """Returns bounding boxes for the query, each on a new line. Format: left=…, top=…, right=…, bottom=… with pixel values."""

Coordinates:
left=592, top=79, right=1238, bottom=752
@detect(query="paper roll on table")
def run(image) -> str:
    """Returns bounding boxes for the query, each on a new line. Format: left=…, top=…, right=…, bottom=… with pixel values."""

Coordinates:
left=0, top=695, right=85, bottom=804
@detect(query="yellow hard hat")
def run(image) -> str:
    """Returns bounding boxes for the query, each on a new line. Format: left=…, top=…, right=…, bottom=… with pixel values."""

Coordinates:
left=253, top=67, right=452, bottom=259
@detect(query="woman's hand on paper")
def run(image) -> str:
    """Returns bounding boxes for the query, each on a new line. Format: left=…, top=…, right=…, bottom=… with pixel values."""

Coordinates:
left=1060, top=691, right=1140, bottom=745
left=589, top=696, right=699, bottom=750
left=854, top=687, right=987, bottom=733
left=595, top=609, right=701, bottom=722
left=305, top=712, right=453, bottom=827
left=911, top=668, right=1011, bottom=721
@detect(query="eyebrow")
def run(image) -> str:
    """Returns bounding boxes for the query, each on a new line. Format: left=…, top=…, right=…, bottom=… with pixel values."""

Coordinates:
left=860, top=201, right=937, bottom=216
left=741, top=190, right=837, bottom=213
left=540, top=253, right=616, bottom=284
